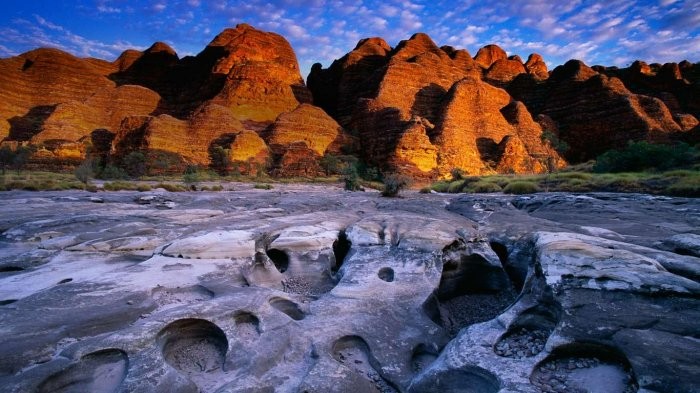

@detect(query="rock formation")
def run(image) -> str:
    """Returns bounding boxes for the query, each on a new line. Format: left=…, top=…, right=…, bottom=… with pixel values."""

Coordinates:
left=310, top=36, right=564, bottom=178
left=508, top=60, right=690, bottom=161
left=0, top=24, right=322, bottom=173
left=0, top=24, right=696, bottom=177
left=0, top=187, right=698, bottom=392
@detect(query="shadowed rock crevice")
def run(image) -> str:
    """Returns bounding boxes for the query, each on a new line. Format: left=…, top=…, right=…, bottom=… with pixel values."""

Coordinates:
left=378, top=267, right=395, bottom=282
left=332, top=230, right=351, bottom=274
left=266, top=248, right=290, bottom=273
left=36, top=349, right=128, bottom=393
left=234, top=311, right=261, bottom=339
left=424, top=241, right=517, bottom=336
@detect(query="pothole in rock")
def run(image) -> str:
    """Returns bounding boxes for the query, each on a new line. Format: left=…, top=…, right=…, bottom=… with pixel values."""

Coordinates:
left=378, top=267, right=395, bottom=282
left=530, top=344, right=638, bottom=393
left=408, top=367, right=500, bottom=393
left=332, top=335, right=398, bottom=393
left=37, top=348, right=128, bottom=393
left=157, top=318, right=229, bottom=388
left=152, top=285, right=214, bottom=309
left=424, top=241, right=517, bottom=336
left=269, top=297, right=305, bottom=321
left=234, top=311, right=261, bottom=341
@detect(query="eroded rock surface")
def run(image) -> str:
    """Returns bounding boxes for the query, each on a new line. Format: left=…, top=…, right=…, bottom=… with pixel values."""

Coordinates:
left=0, top=188, right=698, bottom=392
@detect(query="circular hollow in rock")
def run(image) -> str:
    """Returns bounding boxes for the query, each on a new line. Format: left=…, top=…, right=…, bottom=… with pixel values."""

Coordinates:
left=234, top=311, right=261, bottom=339
left=332, top=336, right=398, bottom=393
left=37, top=349, right=128, bottom=393
left=530, top=343, right=638, bottom=393
left=409, top=367, right=500, bottom=393
left=157, top=318, right=229, bottom=375
left=378, top=267, right=395, bottom=282
left=269, top=297, right=305, bottom=320
left=266, top=249, right=289, bottom=273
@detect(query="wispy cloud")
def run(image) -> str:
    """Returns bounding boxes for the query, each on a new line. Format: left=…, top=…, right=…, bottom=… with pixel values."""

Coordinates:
left=0, top=0, right=697, bottom=77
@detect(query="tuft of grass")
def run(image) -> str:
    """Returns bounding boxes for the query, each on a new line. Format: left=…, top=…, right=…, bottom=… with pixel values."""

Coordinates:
left=503, top=181, right=540, bottom=194
left=253, top=183, right=273, bottom=190
left=431, top=181, right=450, bottom=193
left=466, top=180, right=502, bottom=193
left=447, top=180, right=466, bottom=193
left=155, top=183, right=187, bottom=192
left=381, top=173, right=410, bottom=197
left=419, top=186, right=432, bottom=194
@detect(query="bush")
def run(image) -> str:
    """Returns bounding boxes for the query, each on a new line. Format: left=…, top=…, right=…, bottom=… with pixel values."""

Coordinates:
left=450, top=168, right=465, bottom=181
left=342, top=165, right=362, bottom=191
left=122, top=151, right=147, bottom=178
left=99, top=165, right=128, bottom=180
left=419, top=187, right=432, bottom=194
left=253, top=183, right=273, bottom=190
left=210, top=185, right=224, bottom=192
left=381, top=173, right=410, bottom=197
left=468, top=181, right=502, bottom=193
left=447, top=180, right=466, bottom=193
left=593, top=141, right=698, bottom=173
left=503, top=181, right=540, bottom=194
left=156, top=183, right=187, bottom=192
left=431, top=181, right=450, bottom=193
left=183, top=165, right=199, bottom=185
left=74, top=159, right=93, bottom=187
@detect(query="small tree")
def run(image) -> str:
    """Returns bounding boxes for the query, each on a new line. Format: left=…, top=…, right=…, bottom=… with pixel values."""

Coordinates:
left=74, top=159, right=94, bottom=189
left=320, top=153, right=340, bottom=176
left=381, top=173, right=410, bottom=197
left=450, top=167, right=464, bottom=181
left=209, top=146, right=231, bottom=176
left=183, top=165, right=199, bottom=189
left=342, top=164, right=362, bottom=191
left=122, top=151, right=147, bottom=178
left=13, top=146, right=32, bottom=174
left=0, top=146, right=14, bottom=175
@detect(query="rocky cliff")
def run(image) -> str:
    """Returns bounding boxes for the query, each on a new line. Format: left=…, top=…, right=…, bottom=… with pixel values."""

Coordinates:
left=0, top=24, right=339, bottom=175
left=0, top=25, right=697, bottom=177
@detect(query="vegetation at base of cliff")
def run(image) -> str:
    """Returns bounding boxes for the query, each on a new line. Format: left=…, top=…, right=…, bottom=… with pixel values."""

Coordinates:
left=430, top=169, right=700, bottom=197
left=0, top=171, right=86, bottom=191
left=593, top=141, right=698, bottom=173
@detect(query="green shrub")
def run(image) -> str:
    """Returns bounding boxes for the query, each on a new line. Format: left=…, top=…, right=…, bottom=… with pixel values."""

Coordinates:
left=503, top=181, right=540, bottom=194
left=447, top=180, right=466, bottom=193
left=593, top=141, right=698, bottom=173
left=98, top=165, right=128, bottom=180
left=450, top=168, right=465, bottom=181
left=253, top=183, right=273, bottom=190
left=136, top=184, right=152, bottom=192
left=419, top=187, right=432, bottom=194
left=666, top=177, right=700, bottom=197
left=381, top=173, right=410, bottom=197
left=156, top=183, right=186, bottom=192
left=211, top=185, right=224, bottom=192
left=342, top=165, right=362, bottom=191
left=431, top=181, right=450, bottom=193
left=468, top=181, right=502, bottom=193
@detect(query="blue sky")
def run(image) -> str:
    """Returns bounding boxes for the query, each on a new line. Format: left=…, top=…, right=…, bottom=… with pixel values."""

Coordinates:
left=0, top=0, right=698, bottom=78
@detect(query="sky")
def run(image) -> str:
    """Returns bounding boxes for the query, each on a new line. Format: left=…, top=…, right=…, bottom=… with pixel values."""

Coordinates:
left=0, top=0, right=698, bottom=78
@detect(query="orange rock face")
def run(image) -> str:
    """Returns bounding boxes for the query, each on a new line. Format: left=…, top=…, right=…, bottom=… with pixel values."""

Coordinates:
left=262, top=103, right=350, bottom=176
left=510, top=60, right=686, bottom=161
left=0, top=24, right=321, bottom=173
left=474, top=44, right=508, bottom=68
left=311, top=34, right=563, bottom=178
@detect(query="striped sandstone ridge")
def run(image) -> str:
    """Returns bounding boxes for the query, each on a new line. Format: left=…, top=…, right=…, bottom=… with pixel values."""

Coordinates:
left=309, top=35, right=564, bottom=178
